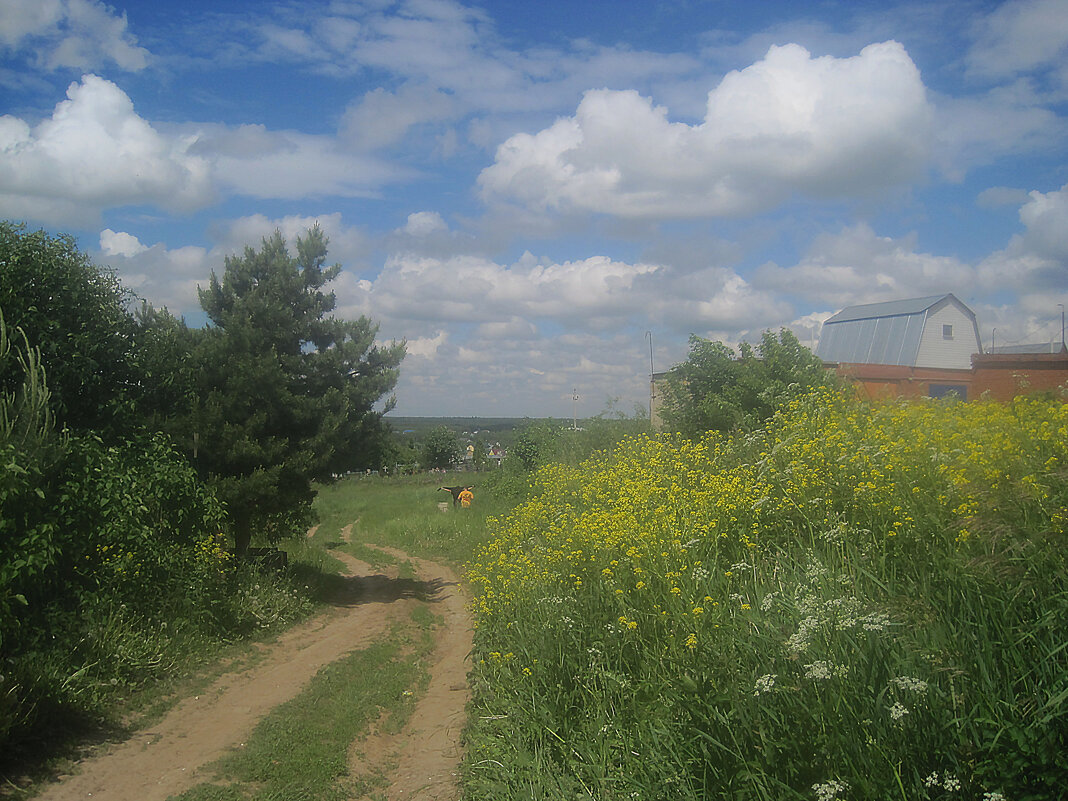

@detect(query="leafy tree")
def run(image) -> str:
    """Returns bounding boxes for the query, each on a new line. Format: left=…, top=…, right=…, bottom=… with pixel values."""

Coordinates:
left=422, top=426, right=461, bottom=470
left=509, top=421, right=558, bottom=471
left=188, top=226, right=404, bottom=552
left=0, top=222, right=138, bottom=437
left=659, top=328, right=835, bottom=438
left=129, top=302, right=200, bottom=432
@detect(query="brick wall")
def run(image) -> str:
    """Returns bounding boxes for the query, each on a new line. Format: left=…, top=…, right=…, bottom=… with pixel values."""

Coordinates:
left=832, top=363, right=973, bottom=400
left=831, top=349, right=1067, bottom=402
left=971, top=350, right=1068, bottom=401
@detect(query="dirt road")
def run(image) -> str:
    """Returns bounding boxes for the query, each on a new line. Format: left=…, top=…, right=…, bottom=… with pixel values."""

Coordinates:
left=32, top=536, right=472, bottom=801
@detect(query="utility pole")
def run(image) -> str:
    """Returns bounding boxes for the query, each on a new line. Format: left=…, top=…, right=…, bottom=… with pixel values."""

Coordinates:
left=1060, top=303, right=1066, bottom=350
left=572, top=388, right=579, bottom=431
left=991, top=327, right=996, bottom=354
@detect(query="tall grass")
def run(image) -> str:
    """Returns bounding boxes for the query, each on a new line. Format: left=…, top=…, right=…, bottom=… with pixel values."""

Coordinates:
left=464, top=390, right=1068, bottom=801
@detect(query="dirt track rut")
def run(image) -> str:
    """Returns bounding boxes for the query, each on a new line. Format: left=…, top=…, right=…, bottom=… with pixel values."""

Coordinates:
left=32, top=538, right=472, bottom=801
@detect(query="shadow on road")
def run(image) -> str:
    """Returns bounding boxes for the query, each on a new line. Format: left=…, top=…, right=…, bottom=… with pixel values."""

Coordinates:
left=322, top=572, right=453, bottom=608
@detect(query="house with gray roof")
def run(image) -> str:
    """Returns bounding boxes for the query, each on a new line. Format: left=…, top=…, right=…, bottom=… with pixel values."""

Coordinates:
left=816, top=293, right=981, bottom=370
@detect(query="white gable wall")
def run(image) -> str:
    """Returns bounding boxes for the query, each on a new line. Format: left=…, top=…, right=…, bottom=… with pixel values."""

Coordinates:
left=915, top=302, right=980, bottom=369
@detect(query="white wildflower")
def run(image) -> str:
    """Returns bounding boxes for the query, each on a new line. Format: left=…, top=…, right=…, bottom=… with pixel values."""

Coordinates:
left=804, top=562, right=832, bottom=582
left=924, top=772, right=940, bottom=788
left=889, top=702, right=909, bottom=720
left=982, top=793, right=1006, bottom=801
left=804, top=661, right=833, bottom=680
left=891, top=675, right=928, bottom=693
left=820, top=524, right=844, bottom=542
left=760, top=592, right=778, bottom=612
left=812, top=779, right=848, bottom=801
left=944, top=776, right=961, bottom=791
left=786, top=615, right=820, bottom=654
left=860, top=612, right=890, bottom=631
left=753, top=674, right=777, bottom=696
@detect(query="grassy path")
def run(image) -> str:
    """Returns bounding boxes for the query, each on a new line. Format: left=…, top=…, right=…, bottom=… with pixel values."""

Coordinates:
left=30, top=536, right=472, bottom=801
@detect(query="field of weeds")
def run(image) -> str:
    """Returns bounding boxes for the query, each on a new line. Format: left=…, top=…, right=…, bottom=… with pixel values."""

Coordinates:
left=463, top=390, right=1068, bottom=801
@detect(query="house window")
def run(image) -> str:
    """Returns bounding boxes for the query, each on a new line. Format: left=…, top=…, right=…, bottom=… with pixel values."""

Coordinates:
left=942, top=324, right=953, bottom=339
left=928, top=384, right=967, bottom=401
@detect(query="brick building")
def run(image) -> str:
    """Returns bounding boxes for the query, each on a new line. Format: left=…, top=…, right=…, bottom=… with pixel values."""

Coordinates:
left=818, top=294, right=1067, bottom=401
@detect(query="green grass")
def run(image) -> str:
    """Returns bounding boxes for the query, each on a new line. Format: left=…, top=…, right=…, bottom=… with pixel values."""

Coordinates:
left=310, top=471, right=504, bottom=566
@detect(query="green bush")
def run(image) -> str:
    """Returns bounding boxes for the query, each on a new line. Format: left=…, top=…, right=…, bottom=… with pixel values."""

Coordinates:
left=0, top=431, right=235, bottom=753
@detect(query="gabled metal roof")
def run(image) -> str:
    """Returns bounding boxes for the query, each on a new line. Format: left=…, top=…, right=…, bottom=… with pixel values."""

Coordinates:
left=816, top=293, right=973, bottom=367
left=823, top=294, right=952, bottom=324
left=817, top=312, right=926, bottom=365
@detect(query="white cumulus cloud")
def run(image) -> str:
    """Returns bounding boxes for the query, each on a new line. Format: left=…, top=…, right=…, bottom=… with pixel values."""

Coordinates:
left=402, top=211, right=448, bottom=236
left=354, top=252, right=661, bottom=329
left=99, top=228, right=147, bottom=257
left=0, top=75, right=211, bottom=226
left=479, top=41, right=932, bottom=219
left=978, top=183, right=1068, bottom=301
left=189, top=123, right=414, bottom=201
left=95, top=233, right=210, bottom=312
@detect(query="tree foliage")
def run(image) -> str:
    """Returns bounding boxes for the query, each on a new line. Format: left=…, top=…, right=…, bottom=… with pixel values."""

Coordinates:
left=659, top=328, right=835, bottom=438
left=0, top=221, right=405, bottom=755
left=422, top=425, right=461, bottom=470
left=0, top=222, right=138, bottom=437
left=187, top=226, right=405, bottom=551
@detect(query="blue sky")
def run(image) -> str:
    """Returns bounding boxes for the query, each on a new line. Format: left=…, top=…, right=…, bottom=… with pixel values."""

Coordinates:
left=1, top=0, right=1066, bottom=417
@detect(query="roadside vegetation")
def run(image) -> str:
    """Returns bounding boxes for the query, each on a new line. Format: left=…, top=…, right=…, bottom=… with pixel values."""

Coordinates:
left=463, top=388, right=1068, bottom=801
left=0, top=220, right=403, bottom=773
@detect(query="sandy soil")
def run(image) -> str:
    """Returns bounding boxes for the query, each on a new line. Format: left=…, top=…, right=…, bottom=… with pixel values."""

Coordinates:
left=31, top=534, right=472, bottom=801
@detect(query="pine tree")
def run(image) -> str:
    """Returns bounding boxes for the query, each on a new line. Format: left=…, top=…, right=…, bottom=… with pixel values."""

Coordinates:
left=191, top=226, right=405, bottom=552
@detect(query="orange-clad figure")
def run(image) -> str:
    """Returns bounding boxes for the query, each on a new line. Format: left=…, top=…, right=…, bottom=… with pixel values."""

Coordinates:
left=459, top=488, right=474, bottom=508
left=439, top=485, right=473, bottom=508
